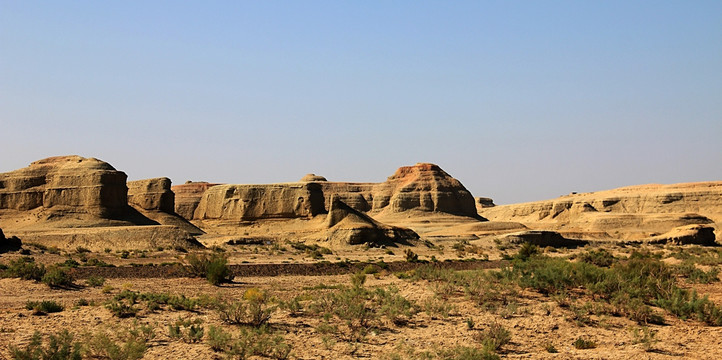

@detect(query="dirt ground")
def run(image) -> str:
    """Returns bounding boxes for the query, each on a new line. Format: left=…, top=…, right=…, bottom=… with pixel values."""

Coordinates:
left=2, top=241, right=722, bottom=359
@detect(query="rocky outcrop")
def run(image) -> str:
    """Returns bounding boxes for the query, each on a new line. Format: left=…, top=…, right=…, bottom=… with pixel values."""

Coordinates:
left=194, top=183, right=326, bottom=221
left=300, top=174, right=327, bottom=182
left=0, top=228, right=22, bottom=252
left=171, top=182, right=222, bottom=220
left=480, top=182, right=722, bottom=240
left=476, top=197, right=495, bottom=210
left=370, top=163, right=477, bottom=217
left=128, top=178, right=204, bottom=235
left=0, top=156, right=127, bottom=217
left=499, top=230, right=588, bottom=247
left=128, top=178, right=174, bottom=213
left=190, top=163, right=477, bottom=224
left=647, top=225, right=716, bottom=245
left=324, top=196, right=419, bottom=246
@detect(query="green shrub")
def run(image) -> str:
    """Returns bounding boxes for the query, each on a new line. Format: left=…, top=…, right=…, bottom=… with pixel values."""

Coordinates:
left=207, top=325, right=231, bottom=352
left=25, top=300, right=64, bottom=315
left=404, top=249, right=419, bottom=262
left=579, top=248, right=616, bottom=267
left=3, top=257, right=46, bottom=281
left=106, top=300, right=139, bottom=318
left=84, top=325, right=151, bottom=360
left=42, top=266, right=74, bottom=288
left=229, top=326, right=292, bottom=360
left=86, top=276, right=106, bottom=287
left=186, top=253, right=232, bottom=285
left=572, top=337, right=596, bottom=349
left=438, top=346, right=500, bottom=360
left=168, top=318, right=204, bottom=343
left=217, top=289, right=275, bottom=327
left=10, top=330, right=81, bottom=360
left=474, top=322, right=511, bottom=352
left=514, top=242, right=540, bottom=261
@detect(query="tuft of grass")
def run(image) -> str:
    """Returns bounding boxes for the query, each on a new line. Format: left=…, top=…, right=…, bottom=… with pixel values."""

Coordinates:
left=10, top=330, right=81, bottom=360
left=474, top=322, right=511, bottom=352
left=25, top=300, right=64, bottom=315
left=186, top=253, right=232, bottom=285
left=572, top=337, right=596, bottom=349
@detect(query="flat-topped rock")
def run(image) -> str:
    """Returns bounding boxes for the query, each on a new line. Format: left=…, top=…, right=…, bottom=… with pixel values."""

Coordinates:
left=0, top=155, right=127, bottom=217
left=128, top=177, right=174, bottom=213
left=171, top=181, right=223, bottom=219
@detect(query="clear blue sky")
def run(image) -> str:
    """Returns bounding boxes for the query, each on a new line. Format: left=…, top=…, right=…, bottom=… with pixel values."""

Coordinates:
left=2, top=1, right=721, bottom=204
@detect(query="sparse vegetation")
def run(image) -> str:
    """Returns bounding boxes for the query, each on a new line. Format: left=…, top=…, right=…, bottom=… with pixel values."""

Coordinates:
left=9, top=330, right=81, bottom=360
left=25, top=300, right=64, bottom=315
left=186, top=252, right=232, bottom=285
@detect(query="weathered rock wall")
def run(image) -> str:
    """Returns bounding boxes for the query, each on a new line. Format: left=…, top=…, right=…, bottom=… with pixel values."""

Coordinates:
left=127, top=178, right=174, bottom=213
left=171, top=182, right=222, bottom=220
left=480, top=182, right=722, bottom=240
left=194, top=183, right=326, bottom=221
left=0, top=156, right=127, bottom=217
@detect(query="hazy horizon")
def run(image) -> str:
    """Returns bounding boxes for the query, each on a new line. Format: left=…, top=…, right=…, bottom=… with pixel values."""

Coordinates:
left=2, top=2, right=721, bottom=205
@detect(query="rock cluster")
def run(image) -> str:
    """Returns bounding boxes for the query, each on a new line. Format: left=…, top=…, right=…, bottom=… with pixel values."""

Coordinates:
left=190, top=163, right=477, bottom=223
left=127, top=177, right=174, bottom=213
left=171, top=181, right=222, bottom=219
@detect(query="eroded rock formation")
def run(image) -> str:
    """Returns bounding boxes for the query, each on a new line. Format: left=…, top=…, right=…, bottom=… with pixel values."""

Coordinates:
left=191, top=163, right=477, bottom=224
left=171, top=182, right=222, bottom=220
left=128, top=178, right=174, bottom=213
left=324, top=195, right=419, bottom=246
left=480, top=182, right=722, bottom=240
left=0, top=155, right=127, bottom=217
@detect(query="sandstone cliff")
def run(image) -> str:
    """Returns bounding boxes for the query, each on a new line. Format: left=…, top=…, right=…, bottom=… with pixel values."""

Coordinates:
left=128, top=178, right=204, bottom=235
left=171, top=182, right=222, bottom=220
left=480, top=182, right=722, bottom=240
left=193, top=183, right=326, bottom=221
left=0, top=155, right=127, bottom=217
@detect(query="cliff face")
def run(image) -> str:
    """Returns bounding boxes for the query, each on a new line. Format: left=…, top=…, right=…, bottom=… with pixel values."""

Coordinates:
left=480, top=182, right=722, bottom=240
left=193, top=183, right=326, bottom=221
left=171, top=182, right=222, bottom=220
left=0, top=155, right=127, bottom=217
left=190, top=163, right=478, bottom=223
left=127, top=178, right=174, bottom=213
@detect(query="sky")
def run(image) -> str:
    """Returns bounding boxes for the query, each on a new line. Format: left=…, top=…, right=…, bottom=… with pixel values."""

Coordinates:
left=1, top=1, right=721, bottom=204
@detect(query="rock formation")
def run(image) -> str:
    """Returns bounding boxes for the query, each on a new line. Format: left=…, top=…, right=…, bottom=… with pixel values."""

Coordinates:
left=370, top=163, right=477, bottom=216
left=300, top=174, right=327, bottom=182
left=480, top=182, right=722, bottom=240
left=0, top=156, right=202, bottom=251
left=193, top=183, right=326, bottom=221
left=647, top=225, right=716, bottom=245
left=498, top=230, right=588, bottom=248
left=476, top=197, right=496, bottom=210
left=190, top=163, right=478, bottom=225
left=171, top=181, right=222, bottom=220
left=324, top=195, right=419, bottom=246
left=128, top=178, right=174, bottom=213
left=128, top=178, right=204, bottom=235
left=0, top=155, right=127, bottom=217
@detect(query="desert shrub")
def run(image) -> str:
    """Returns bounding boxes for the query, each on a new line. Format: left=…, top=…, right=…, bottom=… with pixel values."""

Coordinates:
left=168, top=318, right=204, bottom=343
left=25, top=300, right=64, bottom=315
left=278, top=295, right=304, bottom=317
left=421, top=297, right=456, bottom=319
left=514, top=242, right=540, bottom=261
left=3, top=256, right=46, bottom=281
left=106, top=300, right=139, bottom=318
left=474, top=322, right=511, bottom=352
left=207, top=325, right=232, bottom=352
left=84, top=325, right=152, bottom=360
left=228, top=326, right=292, bottom=360
left=572, top=337, right=596, bottom=349
left=85, top=258, right=114, bottom=267
left=654, top=288, right=722, bottom=325
left=218, top=288, right=275, bottom=327
left=42, top=266, right=74, bottom=288
left=86, top=276, right=106, bottom=287
left=404, top=249, right=419, bottom=262
left=631, top=326, right=658, bottom=352
left=75, top=298, right=90, bottom=307
left=579, top=248, right=616, bottom=267
left=437, top=346, right=500, bottom=360
left=675, top=261, right=720, bottom=284
left=59, top=259, right=80, bottom=268
left=186, top=253, right=232, bottom=285
left=10, top=330, right=81, bottom=360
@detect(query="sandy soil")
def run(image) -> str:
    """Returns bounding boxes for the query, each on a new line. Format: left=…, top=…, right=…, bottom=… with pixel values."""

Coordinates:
left=1, top=242, right=722, bottom=360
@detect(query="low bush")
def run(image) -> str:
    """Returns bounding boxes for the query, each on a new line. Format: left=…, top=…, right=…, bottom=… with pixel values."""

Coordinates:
left=579, top=248, right=616, bottom=267
left=217, top=288, right=275, bottom=327
left=25, top=300, right=64, bottom=315
left=474, top=322, right=511, bottom=352
left=186, top=253, right=232, bottom=285
left=168, top=318, right=204, bottom=343
left=42, top=266, right=74, bottom=288
left=572, top=337, right=596, bottom=349
left=3, top=256, right=46, bottom=281
left=86, top=276, right=106, bottom=287
left=9, top=330, right=81, bottom=360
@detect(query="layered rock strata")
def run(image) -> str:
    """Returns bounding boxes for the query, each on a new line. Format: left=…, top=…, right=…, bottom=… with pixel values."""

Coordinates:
left=480, top=182, right=722, bottom=240
left=171, top=182, right=222, bottom=219
left=127, top=178, right=174, bottom=213
left=0, top=156, right=127, bottom=217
